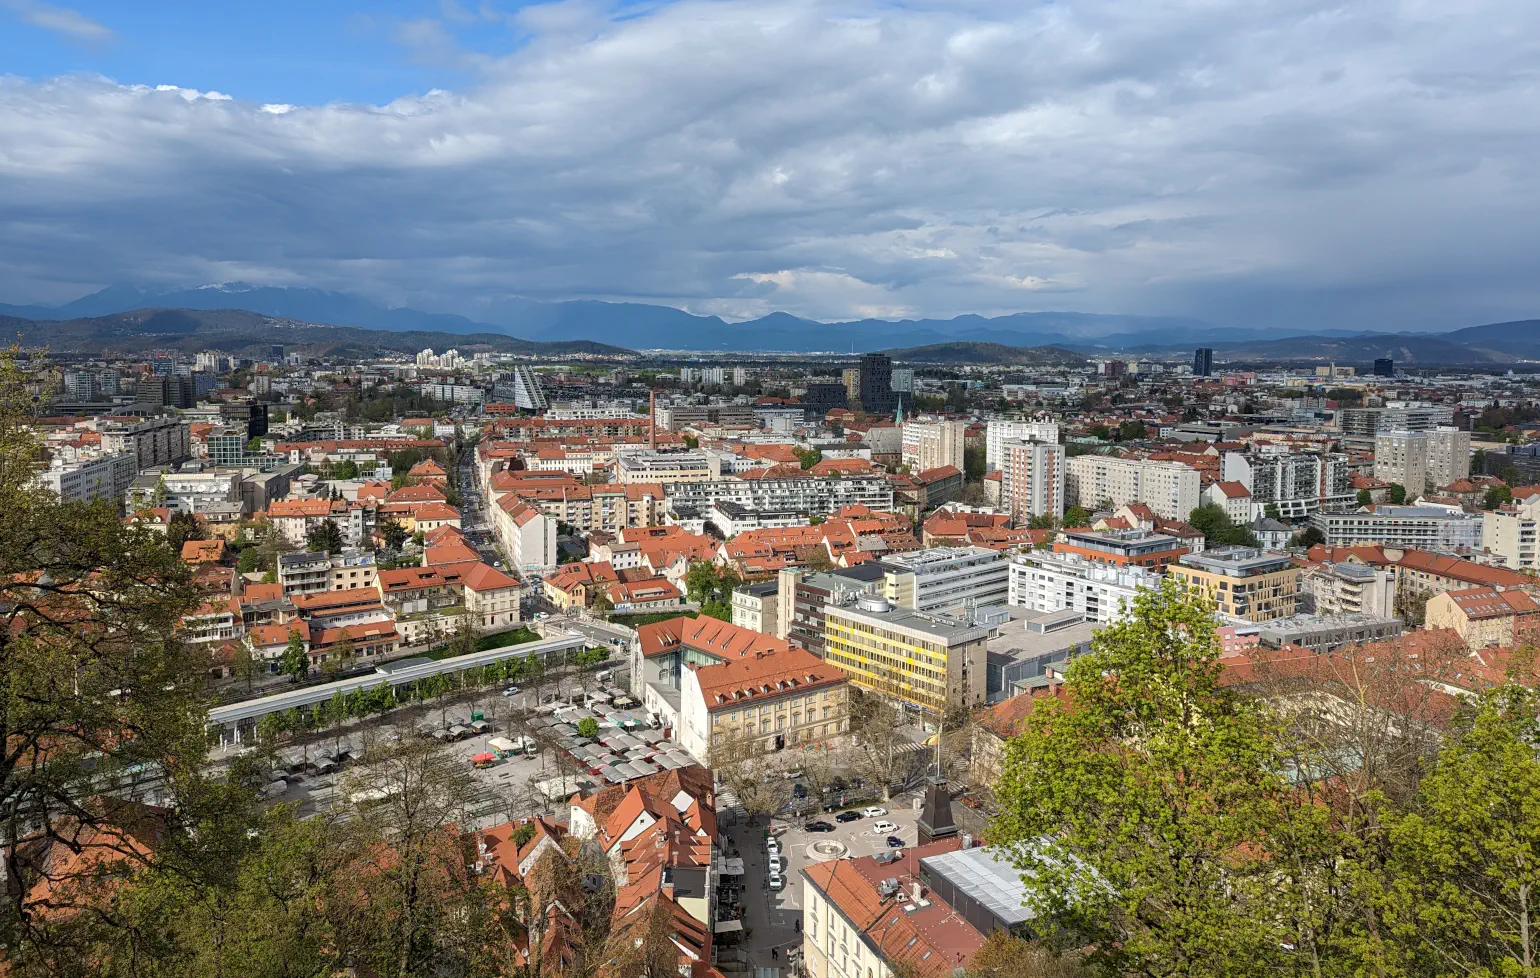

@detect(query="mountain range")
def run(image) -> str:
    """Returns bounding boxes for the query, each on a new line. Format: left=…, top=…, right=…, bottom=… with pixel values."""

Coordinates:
left=2, top=283, right=1537, bottom=362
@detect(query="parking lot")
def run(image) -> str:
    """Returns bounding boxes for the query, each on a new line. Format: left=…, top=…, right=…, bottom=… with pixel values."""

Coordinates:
left=719, top=788, right=927, bottom=970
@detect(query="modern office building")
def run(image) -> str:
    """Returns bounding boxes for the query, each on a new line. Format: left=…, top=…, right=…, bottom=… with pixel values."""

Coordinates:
left=780, top=566, right=885, bottom=658
left=1193, top=348, right=1214, bottom=377
left=503, top=365, right=548, bottom=411
left=1007, top=550, right=1158, bottom=622
left=879, top=546, right=1009, bottom=614
left=615, top=450, right=712, bottom=485
left=1054, top=528, right=1189, bottom=570
left=857, top=353, right=896, bottom=416
left=999, top=438, right=1064, bottom=525
left=1166, top=547, right=1301, bottom=622
left=984, top=419, right=1060, bottom=472
left=1338, top=405, right=1455, bottom=439
left=822, top=596, right=993, bottom=712
left=1308, top=505, right=1483, bottom=551
left=1373, top=358, right=1395, bottom=377
left=1257, top=614, right=1404, bottom=655
left=802, top=381, right=848, bottom=416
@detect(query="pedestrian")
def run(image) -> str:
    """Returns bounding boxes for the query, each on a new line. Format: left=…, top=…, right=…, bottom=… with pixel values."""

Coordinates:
left=772, top=948, right=779, bottom=960
left=795, top=919, right=801, bottom=932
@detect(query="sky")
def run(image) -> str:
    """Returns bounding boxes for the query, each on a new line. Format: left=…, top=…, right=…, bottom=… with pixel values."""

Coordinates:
left=1, top=0, right=1538, bottom=331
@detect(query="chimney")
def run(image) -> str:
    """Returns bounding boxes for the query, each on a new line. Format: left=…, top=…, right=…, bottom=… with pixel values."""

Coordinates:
left=911, top=881, right=923, bottom=904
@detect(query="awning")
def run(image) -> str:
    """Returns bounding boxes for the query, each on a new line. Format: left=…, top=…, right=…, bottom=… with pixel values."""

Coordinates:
left=717, top=857, right=745, bottom=875
left=713, top=919, right=743, bottom=934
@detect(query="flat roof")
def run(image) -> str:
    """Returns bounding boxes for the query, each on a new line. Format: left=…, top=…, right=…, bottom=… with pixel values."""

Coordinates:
left=987, top=609, right=1099, bottom=661
left=208, top=631, right=588, bottom=727
left=919, top=846, right=1034, bottom=926
left=826, top=602, right=994, bottom=643
left=1177, top=546, right=1294, bottom=576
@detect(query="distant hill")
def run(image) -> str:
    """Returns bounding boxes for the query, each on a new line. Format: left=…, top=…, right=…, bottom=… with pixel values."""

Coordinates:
left=881, top=341, right=1088, bottom=366
left=4, top=283, right=1539, bottom=361
left=0, top=308, right=632, bottom=358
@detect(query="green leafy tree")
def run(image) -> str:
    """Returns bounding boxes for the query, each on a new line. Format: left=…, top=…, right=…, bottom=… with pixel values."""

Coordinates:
left=1028, top=514, right=1059, bottom=530
left=1187, top=503, right=1260, bottom=548
left=1118, top=420, right=1148, bottom=441
left=1388, top=483, right=1407, bottom=504
left=1357, top=487, right=1373, bottom=507
left=1374, top=683, right=1540, bottom=973
left=1485, top=485, right=1514, bottom=510
left=280, top=629, right=309, bottom=681
left=795, top=447, right=822, bottom=470
left=1062, top=505, right=1091, bottom=528
left=380, top=516, right=407, bottom=551
left=963, top=443, right=986, bottom=482
left=992, top=577, right=1322, bottom=977
left=166, top=509, right=205, bottom=553
left=306, top=518, right=344, bottom=555
left=1291, top=525, right=1326, bottom=549
left=576, top=717, right=600, bottom=739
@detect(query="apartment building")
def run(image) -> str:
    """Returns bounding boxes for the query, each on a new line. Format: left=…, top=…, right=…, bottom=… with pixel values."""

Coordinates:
left=678, top=645, right=849, bottom=762
left=616, top=450, right=713, bottom=485
left=878, top=546, right=1009, bottom=614
left=780, top=566, right=885, bottom=659
left=1065, top=455, right=1201, bottom=521
left=730, top=580, right=780, bottom=636
left=1007, top=551, right=1158, bottom=622
left=1481, top=494, right=1540, bottom=571
left=1054, top=528, right=1189, bottom=570
left=1166, top=547, right=1301, bottom=622
left=901, top=420, right=966, bottom=473
left=665, top=477, right=895, bottom=519
left=277, top=552, right=331, bottom=596
left=1308, top=505, right=1483, bottom=552
left=822, top=597, right=992, bottom=712
left=98, top=417, right=190, bottom=468
left=984, top=419, right=1059, bottom=472
left=999, top=438, right=1064, bottom=525
left=1203, top=481, right=1256, bottom=525
left=37, top=452, right=138, bottom=507
left=1338, top=405, right=1455, bottom=440
left=1221, top=450, right=1354, bottom=518
left=1373, top=427, right=1469, bottom=495
left=265, top=498, right=365, bottom=549
left=1426, top=587, right=1540, bottom=649
left=1301, top=562, right=1395, bottom=618
left=494, top=496, right=558, bottom=575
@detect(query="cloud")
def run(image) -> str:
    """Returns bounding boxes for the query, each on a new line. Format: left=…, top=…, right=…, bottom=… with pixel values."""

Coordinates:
left=0, top=0, right=113, bottom=44
left=0, top=0, right=1538, bottom=331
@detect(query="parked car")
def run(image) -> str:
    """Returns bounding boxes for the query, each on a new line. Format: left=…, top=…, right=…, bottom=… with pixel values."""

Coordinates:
left=861, top=807, right=887, bottom=818
left=872, top=820, right=898, bottom=834
left=835, top=811, right=863, bottom=823
left=768, top=871, right=784, bottom=891
left=767, top=855, right=783, bottom=874
left=804, top=820, right=835, bottom=833
left=885, top=836, right=904, bottom=848
left=502, top=686, right=521, bottom=696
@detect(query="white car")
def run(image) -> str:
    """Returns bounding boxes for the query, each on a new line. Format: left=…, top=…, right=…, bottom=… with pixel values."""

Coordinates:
left=871, top=821, right=898, bottom=834
left=768, top=872, right=784, bottom=891
left=861, top=807, right=887, bottom=818
left=767, top=855, right=783, bottom=873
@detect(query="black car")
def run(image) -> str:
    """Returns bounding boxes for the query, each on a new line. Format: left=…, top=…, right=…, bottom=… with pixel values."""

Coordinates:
left=885, top=836, right=904, bottom=848
left=804, top=820, right=835, bottom=833
left=835, top=811, right=863, bottom=823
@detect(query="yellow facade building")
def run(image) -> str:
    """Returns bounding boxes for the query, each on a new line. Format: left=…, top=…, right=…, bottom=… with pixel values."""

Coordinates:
left=821, top=597, right=991, bottom=712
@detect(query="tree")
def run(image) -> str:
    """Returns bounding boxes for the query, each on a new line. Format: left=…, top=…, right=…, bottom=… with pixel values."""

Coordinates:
left=280, top=629, right=309, bottom=681
left=849, top=694, right=914, bottom=801
left=1486, top=484, right=1514, bottom=510
left=1357, top=487, right=1373, bottom=506
left=306, top=518, right=344, bottom=555
left=380, top=516, right=407, bottom=551
left=993, top=577, right=1323, bottom=977
left=1028, top=514, right=1058, bottom=530
left=166, top=509, right=206, bottom=552
left=958, top=931, right=1087, bottom=978
left=1263, top=501, right=1281, bottom=520
left=576, top=717, right=600, bottom=739
left=1388, top=483, right=1407, bottom=504
left=0, top=346, right=226, bottom=957
left=710, top=726, right=792, bottom=823
left=963, top=444, right=986, bottom=482
left=1062, top=505, right=1091, bottom=528
left=1291, top=525, right=1326, bottom=549
left=795, top=447, right=822, bottom=470
left=1118, top=420, right=1147, bottom=441
left=1187, top=503, right=1261, bottom=548
left=1374, top=683, right=1540, bottom=974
